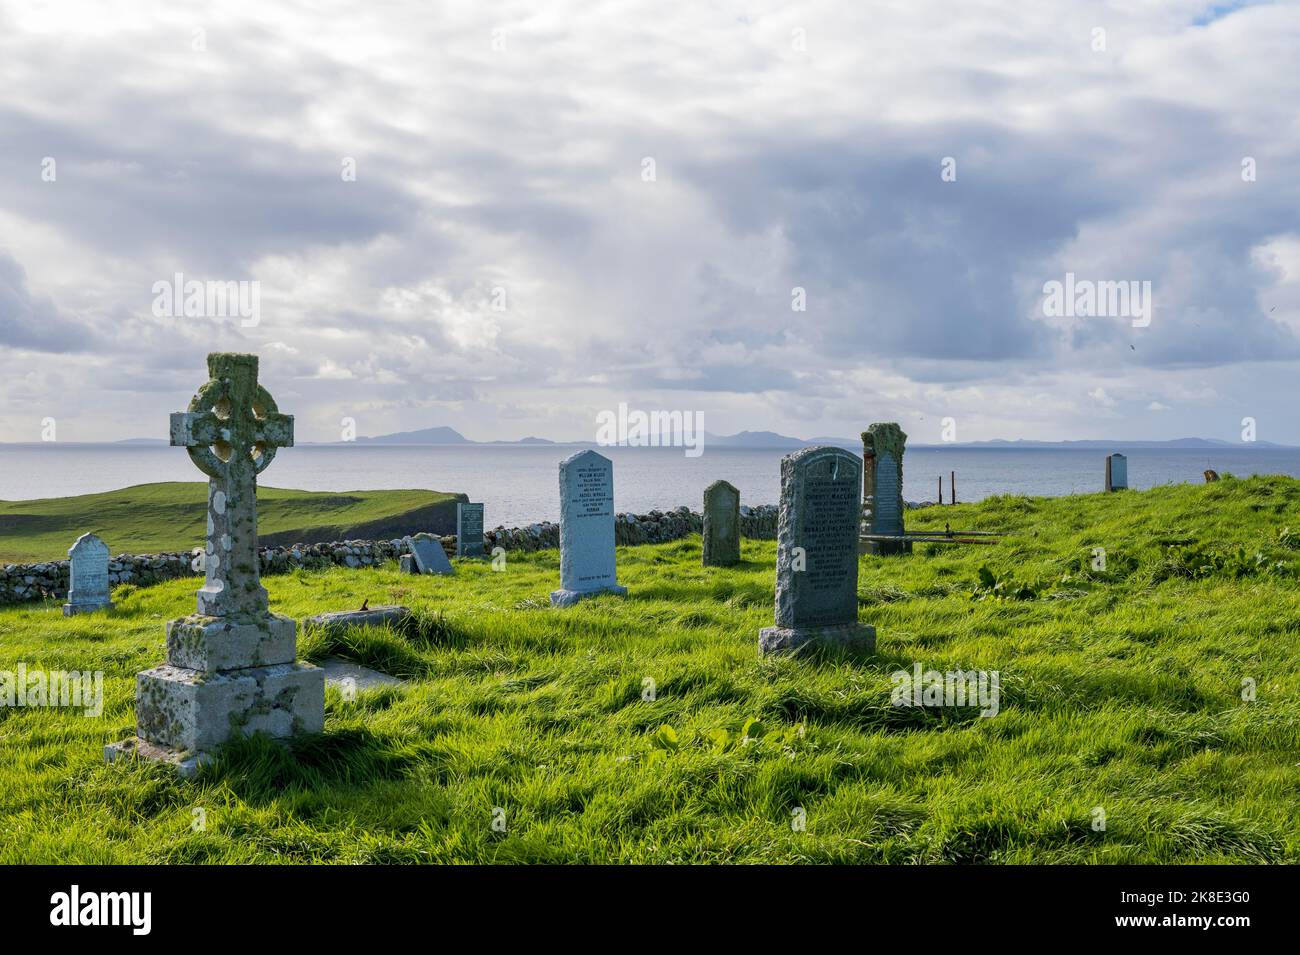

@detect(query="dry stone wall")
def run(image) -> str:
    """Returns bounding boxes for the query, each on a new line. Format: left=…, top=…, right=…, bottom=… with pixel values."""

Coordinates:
left=0, top=504, right=778, bottom=605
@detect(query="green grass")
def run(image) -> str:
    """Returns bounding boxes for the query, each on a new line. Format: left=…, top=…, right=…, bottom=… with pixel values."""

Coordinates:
left=0, top=482, right=464, bottom=562
left=1, top=475, right=1298, bottom=863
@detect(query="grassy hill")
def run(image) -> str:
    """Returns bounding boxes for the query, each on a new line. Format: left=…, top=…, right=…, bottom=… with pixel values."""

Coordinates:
left=1, top=475, right=1297, bottom=863
left=0, top=483, right=466, bottom=563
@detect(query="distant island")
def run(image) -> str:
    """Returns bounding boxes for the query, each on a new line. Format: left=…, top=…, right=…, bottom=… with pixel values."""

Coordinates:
left=324, top=428, right=1293, bottom=451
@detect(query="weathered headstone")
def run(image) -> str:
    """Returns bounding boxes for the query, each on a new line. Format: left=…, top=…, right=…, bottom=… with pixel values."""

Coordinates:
left=861, top=422, right=910, bottom=555
left=702, top=480, right=740, bottom=567
left=760, top=446, right=875, bottom=656
left=408, top=533, right=453, bottom=574
left=456, top=503, right=485, bottom=558
left=550, top=449, right=627, bottom=607
left=106, top=353, right=324, bottom=776
left=62, top=532, right=113, bottom=616
left=1105, top=453, right=1128, bottom=492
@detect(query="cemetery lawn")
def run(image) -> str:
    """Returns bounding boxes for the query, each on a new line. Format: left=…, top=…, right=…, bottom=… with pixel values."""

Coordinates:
left=2, top=475, right=1299, bottom=864
left=0, top=482, right=464, bottom=563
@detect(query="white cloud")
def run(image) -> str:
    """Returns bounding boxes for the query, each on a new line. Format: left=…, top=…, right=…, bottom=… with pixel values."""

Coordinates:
left=1, top=0, right=1298, bottom=442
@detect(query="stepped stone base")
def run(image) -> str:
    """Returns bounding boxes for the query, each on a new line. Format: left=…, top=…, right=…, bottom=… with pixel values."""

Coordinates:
left=104, top=736, right=216, bottom=779
left=759, top=622, right=876, bottom=657
left=166, top=612, right=297, bottom=670
left=132, top=660, right=324, bottom=753
left=550, top=584, right=627, bottom=608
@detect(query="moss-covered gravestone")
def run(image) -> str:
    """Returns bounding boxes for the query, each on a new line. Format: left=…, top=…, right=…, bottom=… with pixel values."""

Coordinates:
left=861, top=422, right=910, bottom=555
left=106, top=353, right=324, bottom=776
left=702, top=480, right=740, bottom=567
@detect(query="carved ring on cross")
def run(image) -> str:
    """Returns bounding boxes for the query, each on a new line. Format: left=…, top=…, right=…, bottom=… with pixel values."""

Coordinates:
left=178, top=374, right=292, bottom=480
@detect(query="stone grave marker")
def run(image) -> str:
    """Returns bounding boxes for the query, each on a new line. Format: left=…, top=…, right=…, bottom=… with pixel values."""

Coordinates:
left=862, top=422, right=910, bottom=555
left=551, top=449, right=627, bottom=607
left=759, top=446, right=875, bottom=656
left=702, top=480, right=740, bottom=567
left=105, top=352, right=324, bottom=776
left=1105, top=453, right=1128, bottom=492
left=408, top=533, right=453, bottom=574
left=457, top=502, right=485, bottom=558
left=62, top=532, right=113, bottom=616
left=303, top=604, right=411, bottom=637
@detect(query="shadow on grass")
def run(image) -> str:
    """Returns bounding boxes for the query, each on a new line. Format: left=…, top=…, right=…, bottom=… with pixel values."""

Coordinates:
left=208, top=727, right=427, bottom=802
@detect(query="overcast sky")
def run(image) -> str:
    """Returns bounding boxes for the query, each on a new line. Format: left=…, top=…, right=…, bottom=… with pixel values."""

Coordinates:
left=2, top=0, right=1298, bottom=444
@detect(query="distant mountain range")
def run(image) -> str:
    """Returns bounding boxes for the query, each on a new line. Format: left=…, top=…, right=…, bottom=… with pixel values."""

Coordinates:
left=305, top=427, right=1295, bottom=450
left=342, top=426, right=558, bottom=446
left=18, top=430, right=1287, bottom=450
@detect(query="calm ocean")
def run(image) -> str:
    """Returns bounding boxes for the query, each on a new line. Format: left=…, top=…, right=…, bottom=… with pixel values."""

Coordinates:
left=1, top=443, right=1295, bottom=529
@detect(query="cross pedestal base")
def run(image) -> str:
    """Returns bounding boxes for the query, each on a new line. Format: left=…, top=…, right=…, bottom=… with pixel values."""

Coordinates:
left=166, top=612, right=298, bottom=671
left=115, top=659, right=324, bottom=760
left=104, top=737, right=217, bottom=779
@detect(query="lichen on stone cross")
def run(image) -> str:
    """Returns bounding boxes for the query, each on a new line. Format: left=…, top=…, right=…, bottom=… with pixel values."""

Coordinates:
left=169, top=353, right=293, bottom=618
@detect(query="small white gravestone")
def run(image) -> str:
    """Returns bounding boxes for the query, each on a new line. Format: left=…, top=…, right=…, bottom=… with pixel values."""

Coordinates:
left=63, top=532, right=113, bottom=616
left=408, top=533, right=454, bottom=574
left=551, top=449, right=627, bottom=607
left=1105, top=453, right=1128, bottom=492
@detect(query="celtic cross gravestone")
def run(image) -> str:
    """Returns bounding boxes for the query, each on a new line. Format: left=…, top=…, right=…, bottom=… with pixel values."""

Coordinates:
left=106, top=353, right=324, bottom=776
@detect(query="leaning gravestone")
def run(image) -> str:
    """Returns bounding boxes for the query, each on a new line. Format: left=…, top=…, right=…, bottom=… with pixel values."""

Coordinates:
left=62, top=532, right=113, bottom=616
left=551, top=449, right=627, bottom=607
left=861, top=422, right=909, bottom=555
left=1105, top=453, right=1128, bottom=492
left=105, top=352, right=324, bottom=776
left=456, top=503, right=485, bottom=558
left=702, top=480, right=740, bottom=567
left=408, top=533, right=454, bottom=574
left=759, top=446, right=875, bottom=656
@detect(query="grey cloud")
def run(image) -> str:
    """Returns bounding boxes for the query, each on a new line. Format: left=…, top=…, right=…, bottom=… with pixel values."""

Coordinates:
left=0, top=251, right=101, bottom=352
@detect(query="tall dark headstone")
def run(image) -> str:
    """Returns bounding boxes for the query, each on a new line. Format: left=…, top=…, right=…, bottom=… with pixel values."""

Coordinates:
left=456, top=503, right=486, bottom=558
left=702, top=480, right=740, bottom=567
left=1105, top=453, right=1128, bottom=492
left=759, top=446, right=875, bottom=656
left=861, top=422, right=909, bottom=555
